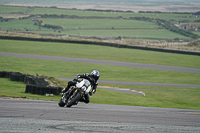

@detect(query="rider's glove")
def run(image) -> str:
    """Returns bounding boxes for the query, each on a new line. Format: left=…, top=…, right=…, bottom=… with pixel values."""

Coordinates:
left=84, top=73, right=89, bottom=77
left=89, top=92, right=93, bottom=96
left=73, top=78, right=78, bottom=82
left=74, top=74, right=80, bottom=80
left=61, top=89, right=65, bottom=93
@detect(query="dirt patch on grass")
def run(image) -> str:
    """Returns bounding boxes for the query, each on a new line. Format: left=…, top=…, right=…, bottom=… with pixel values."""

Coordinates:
left=188, top=39, right=200, bottom=46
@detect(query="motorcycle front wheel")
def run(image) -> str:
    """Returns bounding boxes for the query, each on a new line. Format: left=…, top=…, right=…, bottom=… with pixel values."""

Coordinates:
left=66, top=92, right=81, bottom=107
left=58, top=99, right=65, bottom=107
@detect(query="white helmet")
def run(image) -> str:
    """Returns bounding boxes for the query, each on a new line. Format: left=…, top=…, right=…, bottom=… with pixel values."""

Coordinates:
left=91, top=70, right=100, bottom=81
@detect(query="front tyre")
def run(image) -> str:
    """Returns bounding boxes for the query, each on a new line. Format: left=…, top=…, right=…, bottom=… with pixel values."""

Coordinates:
left=66, top=92, right=81, bottom=107
left=58, top=99, right=65, bottom=107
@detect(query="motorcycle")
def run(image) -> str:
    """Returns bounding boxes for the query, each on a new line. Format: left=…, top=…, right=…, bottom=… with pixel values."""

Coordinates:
left=58, top=79, right=91, bottom=107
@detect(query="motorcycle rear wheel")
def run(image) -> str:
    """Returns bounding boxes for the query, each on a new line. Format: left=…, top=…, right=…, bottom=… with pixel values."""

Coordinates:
left=66, top=92, right=81, bottom=107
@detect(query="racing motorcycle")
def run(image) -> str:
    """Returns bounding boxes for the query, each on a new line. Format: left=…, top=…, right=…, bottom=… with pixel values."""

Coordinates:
left=58, top=79, right=91, bottom=108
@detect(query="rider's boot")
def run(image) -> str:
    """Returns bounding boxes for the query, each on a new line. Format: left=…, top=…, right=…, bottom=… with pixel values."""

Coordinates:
left=61, top=80, right=76, bottom=93
left=79, top=97, right=89, bottom=103
left=61, top=85, right=70, bottom=93
left=73, top=101, right=78, bottom=105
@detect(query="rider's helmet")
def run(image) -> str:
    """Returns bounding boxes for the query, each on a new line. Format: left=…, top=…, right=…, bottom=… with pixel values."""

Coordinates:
left=91, top=70, right=100, bottom=81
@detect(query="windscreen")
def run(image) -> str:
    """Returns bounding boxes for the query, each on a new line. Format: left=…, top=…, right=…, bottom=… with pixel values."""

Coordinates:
left=84, top=79, right=91, bottom=88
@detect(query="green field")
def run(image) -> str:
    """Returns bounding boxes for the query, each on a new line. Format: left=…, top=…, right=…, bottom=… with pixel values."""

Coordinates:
left=1, top=5, right=199, bottom=41
left=0, top=19, right=47, bottom=31
left=0, top=6, right=29, bottom=13
left=1, top=6, right=195, bottom=22
left=62, top=29, right=191, bottom=39
left=0, top=5, right=198, bottom=22
left=1, top=18, right=190, bottom=40
left=41, top=18, right=161, bottom=29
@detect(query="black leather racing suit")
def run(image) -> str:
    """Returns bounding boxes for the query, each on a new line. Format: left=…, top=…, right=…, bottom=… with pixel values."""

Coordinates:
left=62, top=73, right=98, bottom=103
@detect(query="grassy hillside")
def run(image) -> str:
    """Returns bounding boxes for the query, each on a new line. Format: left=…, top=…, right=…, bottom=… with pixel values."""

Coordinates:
left=1, top=5, right=199, bottom=42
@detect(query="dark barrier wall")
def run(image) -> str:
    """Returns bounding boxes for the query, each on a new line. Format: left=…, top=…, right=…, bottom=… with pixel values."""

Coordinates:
left=0, top=71, right=63, bottom=95
left=25, top=84, right=62, bottom=95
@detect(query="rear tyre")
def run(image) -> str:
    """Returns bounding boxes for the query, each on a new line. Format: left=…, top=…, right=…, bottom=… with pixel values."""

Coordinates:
left=58, top=99, right=65, bottom=107
left=66, top=92, right=81, bottom=107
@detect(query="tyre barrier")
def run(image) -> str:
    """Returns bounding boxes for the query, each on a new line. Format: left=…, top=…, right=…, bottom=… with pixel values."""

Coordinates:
left=1, top=71, right=63, bottom=95
left=24, top=75, right=49, bottom=87
left=0, top=71, right=49, bottom=86
left=0, top=71, right=5, bottom=78
left=0, top=71, right=12, bottom=78
left=33, top=76, right=49, bottom=87
left=0, top=71, right=27, bottom=82
left=25, top=84, right=62, bottom=95
left=24, top=75, right=37, bottom=85
left=5, top=71, right=12, bottom=78
left=10, top=72, right=26, bottom=82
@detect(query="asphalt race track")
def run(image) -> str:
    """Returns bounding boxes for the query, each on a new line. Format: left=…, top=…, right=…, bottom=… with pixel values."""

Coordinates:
left=58, top=78, right=200, bottom=88
left=0, top=98, right=200, bottom=133
left=1, top=52, right=200, bottom=73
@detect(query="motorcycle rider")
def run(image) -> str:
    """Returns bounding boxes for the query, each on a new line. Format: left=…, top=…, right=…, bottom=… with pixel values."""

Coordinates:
left=61, top=70, right=100, bottom=104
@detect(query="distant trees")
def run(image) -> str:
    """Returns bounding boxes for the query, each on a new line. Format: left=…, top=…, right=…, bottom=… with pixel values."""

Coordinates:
left=34, top=19, right=42, bottom=26
left=138, top=11, right=191, bottom=14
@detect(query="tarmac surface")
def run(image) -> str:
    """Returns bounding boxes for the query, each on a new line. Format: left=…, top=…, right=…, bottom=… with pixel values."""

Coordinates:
left=1, top=52, right=200, bottom=74
left=0, top=98, right=200, bottom=133
left=58, top=77, right=200, bottom=88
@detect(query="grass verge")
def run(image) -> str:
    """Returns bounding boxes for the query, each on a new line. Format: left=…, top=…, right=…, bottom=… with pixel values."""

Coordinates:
left=1, top=78, right=199, bottom=110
